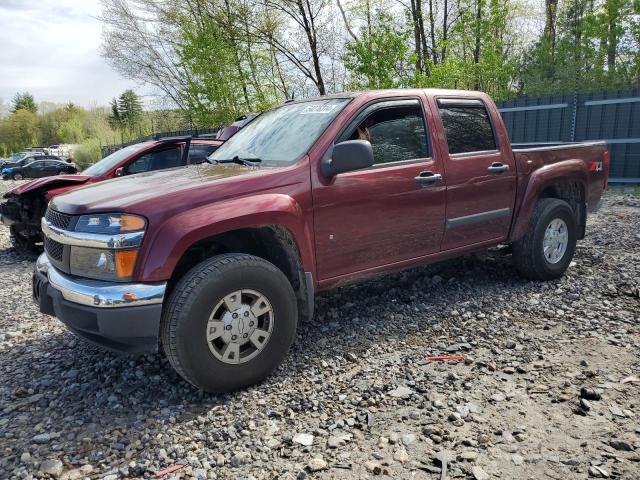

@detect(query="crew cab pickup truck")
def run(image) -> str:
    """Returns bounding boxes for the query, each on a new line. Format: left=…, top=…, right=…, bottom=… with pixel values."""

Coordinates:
left=1, top=137, right=222, bottom=252
left=32, top=89, right=609, bottom=392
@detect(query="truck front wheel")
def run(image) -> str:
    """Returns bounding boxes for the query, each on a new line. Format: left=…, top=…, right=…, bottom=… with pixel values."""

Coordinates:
left=161, top=253, right=298, bottom=392
left=512, top=198, right=577, bottom=281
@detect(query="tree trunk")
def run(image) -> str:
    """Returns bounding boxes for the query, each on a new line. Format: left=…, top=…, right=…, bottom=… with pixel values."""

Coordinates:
left=411, top=0, right=424, bottom=73
left=223, top=0, right=251, bottom=109
left=441, top=0, right=448, bottom=63
left=336, top=0, right=357, bottom=41
left=297, top=0, right=325, bottom=95
left=428, top=0, right=437, bottom=64
left=473, top=0, right=482, bottom=90
left=417, top=0, right=429, bottom=72
left=606, top=0, right=617, bottom=73
left=544, top=0, right=558, bottom=58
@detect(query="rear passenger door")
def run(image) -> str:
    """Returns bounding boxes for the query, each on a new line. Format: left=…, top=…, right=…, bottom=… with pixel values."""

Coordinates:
left=43, top=160, right=59, bottom=176
left=435, top=98, right=516, bottom=250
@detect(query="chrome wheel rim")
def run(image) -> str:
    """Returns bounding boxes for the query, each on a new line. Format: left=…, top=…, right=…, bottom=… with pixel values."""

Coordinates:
left=14, top=174, right=22, bottom=180
left=543, top=218, right=568, bottom=264
left=206, top=289, right=274, bottom=364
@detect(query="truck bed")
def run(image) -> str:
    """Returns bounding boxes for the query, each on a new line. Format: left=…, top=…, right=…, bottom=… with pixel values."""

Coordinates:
left=512, top=141, right=609, bottom=212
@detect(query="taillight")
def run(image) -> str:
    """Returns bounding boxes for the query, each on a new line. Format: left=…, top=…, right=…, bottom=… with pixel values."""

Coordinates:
left=602, top=150, right=610, bottom=190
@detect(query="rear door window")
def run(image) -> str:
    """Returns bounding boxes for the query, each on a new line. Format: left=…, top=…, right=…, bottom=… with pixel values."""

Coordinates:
left=437, top=99, right=497, bottom=155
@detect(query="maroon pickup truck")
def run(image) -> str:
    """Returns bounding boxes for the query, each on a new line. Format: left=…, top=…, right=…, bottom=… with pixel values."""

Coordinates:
left=32, top=89, right=609, bottom=392
left=1, top=137, right=223, bottom=252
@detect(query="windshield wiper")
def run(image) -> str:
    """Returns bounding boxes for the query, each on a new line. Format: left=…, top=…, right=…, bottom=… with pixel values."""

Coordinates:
left=209, top=155, right=262, bottom=166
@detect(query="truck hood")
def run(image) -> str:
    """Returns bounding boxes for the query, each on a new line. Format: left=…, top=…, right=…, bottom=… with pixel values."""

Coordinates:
left=6, top=175, right=91, bottom=197
left=50, top=164, right=269, bottom=215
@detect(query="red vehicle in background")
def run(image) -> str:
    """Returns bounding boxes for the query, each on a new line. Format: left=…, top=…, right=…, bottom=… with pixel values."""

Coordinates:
left=0, top=137, right=223, bottom=251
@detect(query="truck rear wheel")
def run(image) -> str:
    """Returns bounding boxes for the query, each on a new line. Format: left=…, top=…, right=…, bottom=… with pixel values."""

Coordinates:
left=161, top=253, right=298, bottom=392
left=512, top=198, right=577, bottom=281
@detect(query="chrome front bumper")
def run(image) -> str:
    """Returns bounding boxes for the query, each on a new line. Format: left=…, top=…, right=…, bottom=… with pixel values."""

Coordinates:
left=36, top=253, right=166, bottom=308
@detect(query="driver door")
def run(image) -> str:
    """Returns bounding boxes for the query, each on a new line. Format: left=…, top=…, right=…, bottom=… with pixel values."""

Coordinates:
left=312, top=98, right=446, bottom=280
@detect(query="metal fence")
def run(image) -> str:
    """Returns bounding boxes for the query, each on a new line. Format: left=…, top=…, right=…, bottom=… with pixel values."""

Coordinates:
left=496, top=88, right=640, bottom=183
left=101, top=128, right=219, bottom=158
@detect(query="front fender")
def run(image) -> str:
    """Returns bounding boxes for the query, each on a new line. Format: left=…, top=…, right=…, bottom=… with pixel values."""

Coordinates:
left=509, top=159, right=587, bottom=241
left=137, top=193, right=314, bottom=282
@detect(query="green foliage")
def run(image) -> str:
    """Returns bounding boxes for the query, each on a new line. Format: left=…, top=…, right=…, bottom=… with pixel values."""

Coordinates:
left=518, top=0, right=640, bottom=95
left=177, top=3, right=281, bottom=126
left=344, top=12, right=412, bottom=89
left=2, top=109, right=38, bottom=152
left=11, top=92, right=37, bottom=114
left=109, top=90, right=144, bottom=140
left=74, top=139, right=103, bottom=170
left=57, top=116, right=84, bottom=143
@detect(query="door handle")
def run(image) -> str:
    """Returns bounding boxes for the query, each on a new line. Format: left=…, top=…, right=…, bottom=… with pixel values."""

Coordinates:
left=487, top=162, right=509, bottom=174
left=414, top=171, right=442, bottom=186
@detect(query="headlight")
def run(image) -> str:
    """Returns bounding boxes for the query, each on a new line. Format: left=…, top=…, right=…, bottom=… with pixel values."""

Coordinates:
left=69, top=213, right=146, bottom=282
left=70, top=247, right=139, bottom=281
left=75, top=213, right=146, bottom=234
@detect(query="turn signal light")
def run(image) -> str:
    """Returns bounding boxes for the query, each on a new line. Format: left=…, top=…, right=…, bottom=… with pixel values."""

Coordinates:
left=120, top=214, right=147, bottom=232
left=115, top=250, right=138, bottom=278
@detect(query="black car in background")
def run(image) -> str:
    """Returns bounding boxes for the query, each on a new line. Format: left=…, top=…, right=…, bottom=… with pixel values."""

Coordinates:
left=2, top=157, right=76, bottom=180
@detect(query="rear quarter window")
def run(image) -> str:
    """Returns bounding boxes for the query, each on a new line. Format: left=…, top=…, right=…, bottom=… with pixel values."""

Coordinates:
left=438, top=100, right=497, bottom=155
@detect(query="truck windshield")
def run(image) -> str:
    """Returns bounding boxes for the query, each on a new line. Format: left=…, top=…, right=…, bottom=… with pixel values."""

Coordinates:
left=208, top=98, right=351, bottom=166
left=83, top=143, right=151, bottom=176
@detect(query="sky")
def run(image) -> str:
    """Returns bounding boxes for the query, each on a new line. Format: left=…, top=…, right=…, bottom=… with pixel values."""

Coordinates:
left=0, top=0, right=138, bottom=108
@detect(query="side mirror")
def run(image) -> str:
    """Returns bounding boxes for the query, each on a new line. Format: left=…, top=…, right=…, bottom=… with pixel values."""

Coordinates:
left=321, top=140, right=374, bottom=177
left=114, top=167, right=125, bottom=177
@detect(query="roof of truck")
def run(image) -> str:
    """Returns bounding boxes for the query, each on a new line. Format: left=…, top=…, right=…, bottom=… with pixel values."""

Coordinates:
left=284, top=88, right=489, bottom=106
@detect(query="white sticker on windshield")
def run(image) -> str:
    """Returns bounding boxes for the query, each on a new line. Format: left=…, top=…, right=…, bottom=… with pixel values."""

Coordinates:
left=299, top=103, right=338, bottom=114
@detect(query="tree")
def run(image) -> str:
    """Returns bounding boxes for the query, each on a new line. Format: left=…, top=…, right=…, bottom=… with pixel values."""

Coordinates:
left=57, top=117, right=85, bottom=143
left=100, top=0, right=191, bottom=113
left=97, top=0, right=640, bottom=113
left=5, top=110, right=39, bottom=151
left=178, top=0, right=282, bottom=126
left=11, top=92, right=37, bottom=114
left=117, top=90, right=143, bottom=135
left=518, top=0, right=639, bottom=95
left=344, top=11, right=412, bottom=89
left=260, top=0, right=331, bottom=96
left=108, top=90, right=143, bottom=140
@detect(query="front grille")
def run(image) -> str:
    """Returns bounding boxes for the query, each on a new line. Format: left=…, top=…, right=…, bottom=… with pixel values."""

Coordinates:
left=44, top=237, right=64, bottom=261
left=45, top=208, right=72, bottom=230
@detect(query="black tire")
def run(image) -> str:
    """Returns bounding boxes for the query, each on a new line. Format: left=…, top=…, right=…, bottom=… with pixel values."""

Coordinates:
left=161, top=253, right=298, bottom=392
left=9, top=225, right=40, bottom=255
left=512, top=198, right=577, bottom=281
left=12, top=173, right=23, bottom=180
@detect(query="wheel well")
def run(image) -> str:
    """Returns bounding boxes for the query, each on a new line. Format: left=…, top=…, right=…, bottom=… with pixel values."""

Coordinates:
left=539, top=182, right=586, bottom=238
left=168, top=225, right=312, bottom=319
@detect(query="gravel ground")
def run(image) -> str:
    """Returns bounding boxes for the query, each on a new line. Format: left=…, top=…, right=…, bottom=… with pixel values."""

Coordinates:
left=0, top=180, right=638, bottom=480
